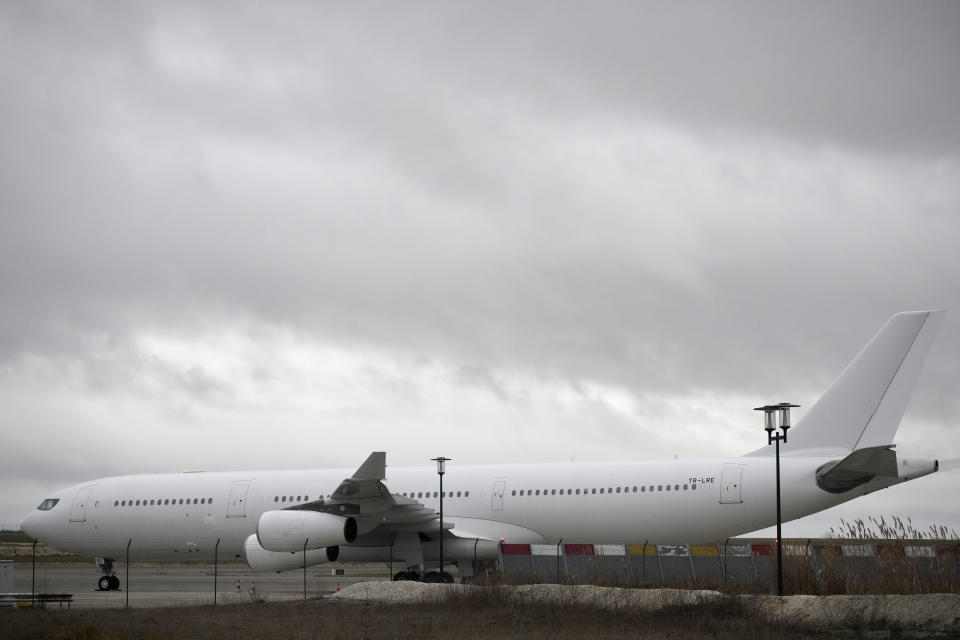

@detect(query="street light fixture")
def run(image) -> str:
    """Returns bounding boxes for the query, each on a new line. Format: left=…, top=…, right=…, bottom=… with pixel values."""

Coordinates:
left=755, top=402, right=799, bottom=597
left=431, top=456, right=451, bottom=583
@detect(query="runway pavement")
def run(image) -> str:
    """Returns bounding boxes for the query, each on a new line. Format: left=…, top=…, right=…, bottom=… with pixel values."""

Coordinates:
left=7, top=562, right=391, bottom=608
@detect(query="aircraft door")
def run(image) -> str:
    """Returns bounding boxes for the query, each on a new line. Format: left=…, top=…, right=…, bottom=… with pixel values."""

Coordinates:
left=719, top=466, right=743, bottom=504
left=227, top=483, right=250, bottom=518
left=492, top=481, right=505, bottom=511
left=69, top=486, right=94, bottom=522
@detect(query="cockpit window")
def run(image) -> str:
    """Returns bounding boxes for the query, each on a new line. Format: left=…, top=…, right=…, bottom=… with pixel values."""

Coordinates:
left=37, top=498, right=59, bottom=511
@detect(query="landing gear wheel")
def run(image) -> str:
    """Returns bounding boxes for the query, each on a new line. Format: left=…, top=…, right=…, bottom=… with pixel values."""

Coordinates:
left=392, top=571, right=421, bottom=581
left=423, top=571, right=453, bottom=583
left=98, top=575, right=112, bottom=591
left=109, top=575, right=120, bottom=590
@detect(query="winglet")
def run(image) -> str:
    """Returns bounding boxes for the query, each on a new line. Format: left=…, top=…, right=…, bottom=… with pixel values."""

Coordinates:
left=352, top=452, right=386, bottom=481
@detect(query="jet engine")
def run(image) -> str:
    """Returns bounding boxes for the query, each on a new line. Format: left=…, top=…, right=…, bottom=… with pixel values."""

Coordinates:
left=256, top=510, right=357, bottom=552
left=244, top=534, right=339, bottom=572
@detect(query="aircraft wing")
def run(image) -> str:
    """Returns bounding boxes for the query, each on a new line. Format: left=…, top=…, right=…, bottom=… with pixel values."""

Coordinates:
left=294, top=451, right=450, bottom=542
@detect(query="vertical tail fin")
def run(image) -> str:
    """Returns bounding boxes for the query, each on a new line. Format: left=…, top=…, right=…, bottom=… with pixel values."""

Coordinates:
left=770, top=311, right=943, bottom=456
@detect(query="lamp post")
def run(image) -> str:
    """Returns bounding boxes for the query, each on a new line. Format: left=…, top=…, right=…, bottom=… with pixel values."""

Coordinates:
left=755, top=402, right=799, bottom=597
left=431, top=456, right=451, bottom=582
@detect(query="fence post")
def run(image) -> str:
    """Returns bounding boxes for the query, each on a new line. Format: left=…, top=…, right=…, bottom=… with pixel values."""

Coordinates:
left=556, top=539, right=563, bottom=584
left=214, top=538, right=220, bottom=605
left=125, top=539, right=131, bottom=609
left=641, top=541, right=647, bottom=585
left=303, top=538, right=309, bottom=599
left=722, top=538, right=729, bottom=583
left=31, top=539, right=37, bottom=608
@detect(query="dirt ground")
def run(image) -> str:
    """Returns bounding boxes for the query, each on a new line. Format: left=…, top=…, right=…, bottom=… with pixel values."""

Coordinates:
left=3, top=584, right=959, bottom=639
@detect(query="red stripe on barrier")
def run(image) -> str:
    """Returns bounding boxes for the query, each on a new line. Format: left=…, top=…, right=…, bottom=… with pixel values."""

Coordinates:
left=500, top=544, right=531, bottom=555
left=752, top=544, right=774, bottom=556
left=563, top=544, right=595, bottom=555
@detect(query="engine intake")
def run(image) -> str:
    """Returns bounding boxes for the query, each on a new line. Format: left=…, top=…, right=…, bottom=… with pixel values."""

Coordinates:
left=257, top=510, right=357, bottom=552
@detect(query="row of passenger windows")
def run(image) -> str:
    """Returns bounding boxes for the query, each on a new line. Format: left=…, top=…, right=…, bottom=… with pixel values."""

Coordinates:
left=273, top=495, right=317, bottom=503
left=114, top=498, right=212, bottom=507
left=400, top=491, right=470, bottom=499
left=512, top=483, right=696, bottom=496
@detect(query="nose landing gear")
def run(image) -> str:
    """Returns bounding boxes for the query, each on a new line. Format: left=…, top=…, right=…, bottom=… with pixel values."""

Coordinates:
left=95, top=557, right=121, bottom=591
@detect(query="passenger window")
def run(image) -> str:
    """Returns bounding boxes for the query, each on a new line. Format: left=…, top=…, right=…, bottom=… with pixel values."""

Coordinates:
left=641, top=486, right=645, bottom=493
left=457, top=491, right=462, bottom=497
left=666, top=485, right=671, bottom=491
left=201, top=498, right=206, bottom=504
left=674, top=484, right=679, bottom=491
left=616, top=487, right=621, bottom=493
left=465, top=491, right=469, bottom=497
left=114, top=500, right=119, bottom=506
left=591, top=488, right=596, bottom=494
left=692, top=484, right=697, bottom=490
left=599, top=488, right=604, bottom=494
left=657, top=486, right=662, bottom=492
left=683, top=484, right=688, bottom=490
left=274, top=496, right=279, bottom=502
left=297, top=496, right=302, bottom=501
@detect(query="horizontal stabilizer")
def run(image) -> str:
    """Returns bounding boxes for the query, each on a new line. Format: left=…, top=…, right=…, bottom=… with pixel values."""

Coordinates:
left=816, top=446, right=898, bottom=493
left=816, top=446, right=940, bottom=493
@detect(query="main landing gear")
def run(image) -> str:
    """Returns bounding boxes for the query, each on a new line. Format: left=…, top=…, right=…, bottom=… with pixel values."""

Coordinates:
left=392, top=570, right=453, bottom=583
left=96, top=557, right=121, bottom=591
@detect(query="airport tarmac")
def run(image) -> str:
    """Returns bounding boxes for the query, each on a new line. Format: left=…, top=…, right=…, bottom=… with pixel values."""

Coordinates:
left=7, top=562, right=391, bottom=609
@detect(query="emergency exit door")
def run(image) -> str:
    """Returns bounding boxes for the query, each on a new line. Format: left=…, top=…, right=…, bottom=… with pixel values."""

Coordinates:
left=719, top=466, right=743, bottom=504
left=227, top=483, right=250, bottom=518
left=69, top=486, right=94, bottom=522
left=492, top=480, right=505, bottom=511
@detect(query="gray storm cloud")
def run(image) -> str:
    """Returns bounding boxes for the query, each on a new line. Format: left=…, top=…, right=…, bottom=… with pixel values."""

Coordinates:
left=1, top=2, right=958, bottom=532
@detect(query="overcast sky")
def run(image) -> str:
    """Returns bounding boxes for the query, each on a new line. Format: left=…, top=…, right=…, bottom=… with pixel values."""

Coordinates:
left=1, top=2, right=958, bottom=539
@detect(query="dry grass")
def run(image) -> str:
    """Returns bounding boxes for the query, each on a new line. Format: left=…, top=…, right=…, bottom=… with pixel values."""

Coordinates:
left=0, top=591, right=817, bottom=640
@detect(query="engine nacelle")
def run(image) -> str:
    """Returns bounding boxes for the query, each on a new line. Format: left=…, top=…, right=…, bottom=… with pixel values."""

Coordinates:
left=257, top=510, right=357, bottom=552
left=244, top=534, right=339, bottom=573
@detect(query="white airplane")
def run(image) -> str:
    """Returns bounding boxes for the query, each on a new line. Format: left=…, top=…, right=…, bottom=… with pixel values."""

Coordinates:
left=21, top=311, right=956, bottom=590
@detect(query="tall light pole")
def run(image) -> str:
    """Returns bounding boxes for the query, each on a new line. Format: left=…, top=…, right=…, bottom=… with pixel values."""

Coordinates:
left=431, top=456, right=451, bottom=582
left=755, top=402, right=799, bottom=597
